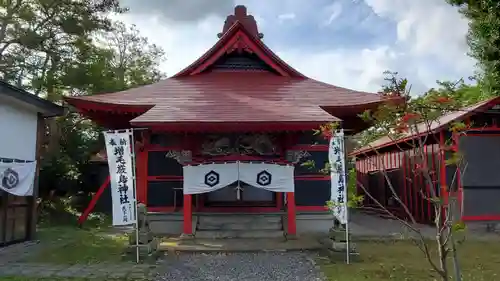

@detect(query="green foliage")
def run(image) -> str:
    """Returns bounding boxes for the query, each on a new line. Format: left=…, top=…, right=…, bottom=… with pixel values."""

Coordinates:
left=448, top=0, right=500, bottom=97
left=0, top=1, right=166, bottom=196
left=452, top=221, right=467, bottom=233
left=325, top=168, right=363, bottom=209
left=319, top=240, right=500, bottom=281
left=445, top=152, right=463, bottom=166
left=355, top=72, right=482, bottom=147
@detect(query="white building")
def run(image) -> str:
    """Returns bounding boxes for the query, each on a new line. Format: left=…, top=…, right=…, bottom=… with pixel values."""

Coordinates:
left=0, top=80, right=63, bottom=246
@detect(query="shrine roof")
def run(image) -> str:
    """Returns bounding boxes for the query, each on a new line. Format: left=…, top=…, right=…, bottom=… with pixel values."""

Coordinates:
left=351, top=96, right=500, bottom=156
left=66, top=71, right=383, bottom=122
left=65, top=5, right=391, bottom=126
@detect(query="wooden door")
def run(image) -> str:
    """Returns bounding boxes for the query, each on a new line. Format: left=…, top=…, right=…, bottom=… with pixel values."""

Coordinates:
left=0, top=191, right=31, bottom=247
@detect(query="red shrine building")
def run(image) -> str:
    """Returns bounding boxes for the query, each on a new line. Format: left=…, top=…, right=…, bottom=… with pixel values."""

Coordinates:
left=66, top=6, right=394, bottom=237
left=352, top=96, right=500, bottom=225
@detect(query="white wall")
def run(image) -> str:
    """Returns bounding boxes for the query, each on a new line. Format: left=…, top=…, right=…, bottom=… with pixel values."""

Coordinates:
left=0, top=96, right=38, bottom=161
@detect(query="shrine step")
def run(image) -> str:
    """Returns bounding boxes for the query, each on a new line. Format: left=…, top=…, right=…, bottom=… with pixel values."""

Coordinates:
left=196, top=214, right=284, bottom=238
left=195, top=230, right=285, bottom=239
left=197, top=214, right=282, bottom=225
left=198, top=221, right=282, bottom=231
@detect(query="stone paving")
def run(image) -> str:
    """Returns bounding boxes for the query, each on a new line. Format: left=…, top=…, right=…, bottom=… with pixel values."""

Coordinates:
left=0, top=239, right=162, bottom=280
left=0, top=245, right=323, bottom=280
left=1, top=212, right=499, bottom=280
left=0, top=261, right=159, bottom=279
left=156, top=252, right=324, bottom=281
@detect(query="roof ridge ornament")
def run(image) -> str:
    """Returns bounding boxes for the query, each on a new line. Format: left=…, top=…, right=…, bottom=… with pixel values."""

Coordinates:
left=218, top=5, right=264, bottom=39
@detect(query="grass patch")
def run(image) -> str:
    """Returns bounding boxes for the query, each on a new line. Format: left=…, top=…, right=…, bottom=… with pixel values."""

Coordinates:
left=319, top=239, right=500, bottom=281
left=25, top=213, right=130, bottom=265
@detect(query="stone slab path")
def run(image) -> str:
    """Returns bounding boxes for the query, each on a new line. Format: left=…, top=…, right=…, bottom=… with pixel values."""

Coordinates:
left=349, top=211, right=500, bottom=240
left=0, top=262, right=159, bottom=279
left=0, top=240, right=161, bottom=280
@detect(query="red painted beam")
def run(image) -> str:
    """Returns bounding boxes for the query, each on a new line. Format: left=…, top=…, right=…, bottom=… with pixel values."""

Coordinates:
left=78, top=176, right=111, bottom=226
left=462, top=215, right=500, bottom=221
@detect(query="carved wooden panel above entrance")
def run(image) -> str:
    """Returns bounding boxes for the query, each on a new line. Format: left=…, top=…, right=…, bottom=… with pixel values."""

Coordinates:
left=200, top=133, right=279, bottom=156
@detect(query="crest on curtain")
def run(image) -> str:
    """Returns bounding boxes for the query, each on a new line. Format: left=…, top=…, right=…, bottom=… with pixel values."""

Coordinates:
left=204, top=171, right=220, bottom=187
left=256, top=170, right=272, bottom=186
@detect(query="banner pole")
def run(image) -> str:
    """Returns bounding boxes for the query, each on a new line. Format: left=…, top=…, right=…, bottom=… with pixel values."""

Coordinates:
left=342, top=129, right=350, bottom=265
left=345, top=190, right=350, bottom=264
left=129, top=129, right=140, bottom=264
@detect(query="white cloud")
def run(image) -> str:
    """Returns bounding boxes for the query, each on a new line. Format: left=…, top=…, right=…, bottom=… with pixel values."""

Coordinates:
left=364, top=0, right=474, bottom=76
left=112, top=0, right=475, bottom=95
left=277, top=46, right=400, bottom=92
left=110, top=13, right=222, bottom=77
left=322, top=2, right=343, bottom=26
left=278, top=13, right=296, bottom=23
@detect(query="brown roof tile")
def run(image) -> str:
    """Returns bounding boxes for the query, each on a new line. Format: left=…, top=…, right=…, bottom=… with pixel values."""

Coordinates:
left=66, top=72, right=384, bottom=123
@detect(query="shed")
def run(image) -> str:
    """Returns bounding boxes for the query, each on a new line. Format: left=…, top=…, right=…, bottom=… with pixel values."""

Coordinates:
left=0, top=80, right=64, bottom=246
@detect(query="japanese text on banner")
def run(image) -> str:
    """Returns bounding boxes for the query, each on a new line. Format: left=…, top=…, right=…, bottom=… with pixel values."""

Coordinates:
left=104, top=131, right=136, bottom=226
left=329, top=129, right=347, bottom=224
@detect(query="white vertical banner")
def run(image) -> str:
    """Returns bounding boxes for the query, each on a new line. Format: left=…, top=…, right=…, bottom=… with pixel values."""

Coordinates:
left=104, top=130, right=137, bottom=226
left=329, top=129, right=348, bottom=224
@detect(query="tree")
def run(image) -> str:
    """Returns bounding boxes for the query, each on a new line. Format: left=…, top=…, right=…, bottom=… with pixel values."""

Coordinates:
left=0, top=0, right=126, bottom=94
left=0, top=1, right=166, bottom=197
left=39, top=20, right=166, bottom=197
left=356, top=71, right=483, bottom=147
left=0, top=0, right=128, bottom=163
left=62, top=21, right=166, bottom=95
left=314, top=72, right=470, bottom=280
left=447, top=0, right=500, bottom=96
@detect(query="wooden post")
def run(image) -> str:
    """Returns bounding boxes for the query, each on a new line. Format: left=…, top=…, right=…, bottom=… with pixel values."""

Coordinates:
left=28, top=114, right=45, bottom=240
left=183, top=194, right=192, bottom=235
left=286, top=192, right=296, bottom=236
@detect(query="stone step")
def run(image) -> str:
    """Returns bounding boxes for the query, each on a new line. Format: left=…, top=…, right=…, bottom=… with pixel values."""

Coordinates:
left=195, top=230, right=285, bottom=239
left=197, top=221, right=282, bottom=231
left=198, top=215, right=282, bottom=225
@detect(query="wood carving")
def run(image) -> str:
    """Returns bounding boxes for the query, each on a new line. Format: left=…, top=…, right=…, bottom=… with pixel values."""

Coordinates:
left=201, top=135, right=233, bottom=156
left=200, top=134, right=278, bottom=156
left=237, top=134, right=276, bottom=155
left=286, top=150, right=312, bottom=164
left=165, top=150, right=192, bottom=164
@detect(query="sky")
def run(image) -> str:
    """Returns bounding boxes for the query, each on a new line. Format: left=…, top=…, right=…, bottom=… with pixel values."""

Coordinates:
left=112, top=0, right=475, bottom=95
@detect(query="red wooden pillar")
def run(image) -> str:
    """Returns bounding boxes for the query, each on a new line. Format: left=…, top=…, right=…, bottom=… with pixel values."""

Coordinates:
left=439, top=131, right=449, bottom=222
left=183, top=194, right=193, bottom=235
left=286, top=192, right=297, bottom=236
left=276, top=192, right=283, bottom=210
left=136, top=145, right=147, bottom=204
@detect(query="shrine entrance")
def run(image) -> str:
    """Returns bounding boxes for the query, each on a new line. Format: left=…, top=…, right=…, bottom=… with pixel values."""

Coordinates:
left=203, top=181, right=277, bottom=207
left=184, top=161, right=293, bottom=212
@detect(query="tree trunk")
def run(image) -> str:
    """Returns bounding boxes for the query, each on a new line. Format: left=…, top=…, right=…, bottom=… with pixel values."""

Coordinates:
left=44, top=55, right=61, bottom=156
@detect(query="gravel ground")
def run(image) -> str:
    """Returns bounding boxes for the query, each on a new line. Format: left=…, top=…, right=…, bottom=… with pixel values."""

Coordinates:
left=156, top=251, right=324, bottom=281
